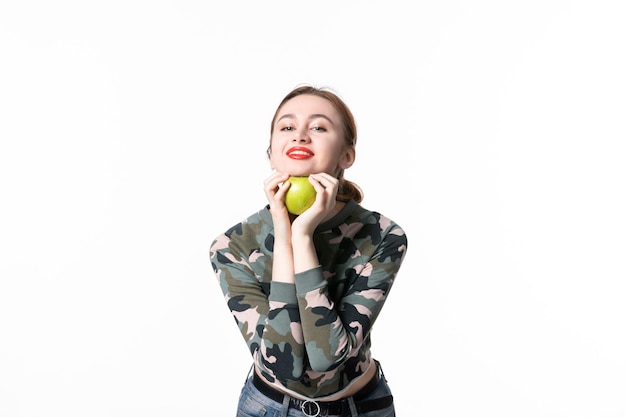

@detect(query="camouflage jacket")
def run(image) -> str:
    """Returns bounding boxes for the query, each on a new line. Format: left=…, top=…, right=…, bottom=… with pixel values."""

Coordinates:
left=210, top=200, right=408, bottom=398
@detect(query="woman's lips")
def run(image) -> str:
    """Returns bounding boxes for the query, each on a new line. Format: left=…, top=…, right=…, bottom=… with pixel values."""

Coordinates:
left=286, top=147, right=314, bottom=160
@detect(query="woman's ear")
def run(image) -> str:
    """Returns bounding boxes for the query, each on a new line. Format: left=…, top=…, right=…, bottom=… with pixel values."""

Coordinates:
left=339, top=147, right=356, bottom=170
left=267, top=147, right=274, bottom=169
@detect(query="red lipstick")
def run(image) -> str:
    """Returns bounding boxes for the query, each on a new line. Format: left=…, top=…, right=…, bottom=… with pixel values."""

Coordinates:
left=286, top=147, right=314, bottom=160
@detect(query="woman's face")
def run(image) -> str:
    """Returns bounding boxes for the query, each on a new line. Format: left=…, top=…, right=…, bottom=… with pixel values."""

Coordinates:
left=269, top=94, right=355, bottom=177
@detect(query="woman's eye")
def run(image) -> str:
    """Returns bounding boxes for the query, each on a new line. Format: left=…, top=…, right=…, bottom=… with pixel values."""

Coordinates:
left=311, top=126, right=327, bottom=131
left=281, top=126, right=294, bottom=131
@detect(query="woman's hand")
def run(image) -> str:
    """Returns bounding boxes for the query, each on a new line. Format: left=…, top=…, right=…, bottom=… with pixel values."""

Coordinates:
left=264, top=171, right=339, bottom=241
left=263, top=171, right=292, bottom=235
left=263, top=171, right=290, bottom=212
left=265, top=171, right=338, bottom=275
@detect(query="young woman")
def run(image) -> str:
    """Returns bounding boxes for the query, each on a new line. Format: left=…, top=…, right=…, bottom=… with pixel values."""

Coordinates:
left=210, top=85, right=408, bottom=417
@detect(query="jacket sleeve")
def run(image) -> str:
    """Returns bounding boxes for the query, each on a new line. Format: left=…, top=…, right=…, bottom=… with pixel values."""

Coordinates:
left=294, top=221, right=408, bottom=372
left=209, top=232, right=306, bottom=382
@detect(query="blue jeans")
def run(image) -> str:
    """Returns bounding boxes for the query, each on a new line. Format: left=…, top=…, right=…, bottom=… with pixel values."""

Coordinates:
left=236, top=368, right=395, bottom=417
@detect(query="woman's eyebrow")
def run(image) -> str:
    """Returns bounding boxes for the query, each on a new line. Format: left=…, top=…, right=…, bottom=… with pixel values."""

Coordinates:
left=309, top=114, right=335, bottom=126
left=277, top=113, right=335, bottom=125
left=276, top=114, right=295, bottom=123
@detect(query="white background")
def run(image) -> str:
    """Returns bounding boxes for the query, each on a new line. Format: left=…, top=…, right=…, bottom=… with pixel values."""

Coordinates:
left=1, top=1, right=625, bottom=416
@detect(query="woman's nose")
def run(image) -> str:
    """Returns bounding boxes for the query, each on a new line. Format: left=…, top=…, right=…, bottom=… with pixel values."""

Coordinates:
left=293, top=132, right=311, bottom=142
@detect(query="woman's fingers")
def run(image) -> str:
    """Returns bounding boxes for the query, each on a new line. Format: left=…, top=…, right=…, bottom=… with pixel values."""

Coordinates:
left=263, top=171, right=291, bottom=212
left=309, top=173, right=339, bottom=201
left=264, top=172, right=288, bottom=196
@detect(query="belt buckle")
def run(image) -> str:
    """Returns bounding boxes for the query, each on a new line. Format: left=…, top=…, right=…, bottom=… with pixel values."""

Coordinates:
left=301, top=399, right=321, bottom=417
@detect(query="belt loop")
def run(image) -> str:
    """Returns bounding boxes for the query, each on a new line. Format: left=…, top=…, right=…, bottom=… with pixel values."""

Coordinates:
left=280, top=394, right=291, bottom=417
left=245, top=364, right=254, bottom=383
left=376, top=359, right=387, bottom=381
left=347, top=396, right=359, bottom=417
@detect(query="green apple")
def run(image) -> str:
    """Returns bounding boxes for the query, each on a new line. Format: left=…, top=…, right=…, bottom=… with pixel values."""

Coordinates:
left=285, top=176, right=316, bottom=215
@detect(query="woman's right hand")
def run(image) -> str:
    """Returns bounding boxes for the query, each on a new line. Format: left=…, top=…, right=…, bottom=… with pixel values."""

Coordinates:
left=263, top=171, right=292, bottom=234
left=264, top=171, right=297, bottom=283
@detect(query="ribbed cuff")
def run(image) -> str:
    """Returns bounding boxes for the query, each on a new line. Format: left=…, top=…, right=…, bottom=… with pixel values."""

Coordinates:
left=294, top=266, right=326, bottom=295
left=268, top=281, right=298, bottom=304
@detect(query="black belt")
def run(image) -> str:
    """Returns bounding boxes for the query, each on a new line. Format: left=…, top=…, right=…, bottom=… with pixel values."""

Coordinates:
left=252, top=367, right=393, bottom=416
